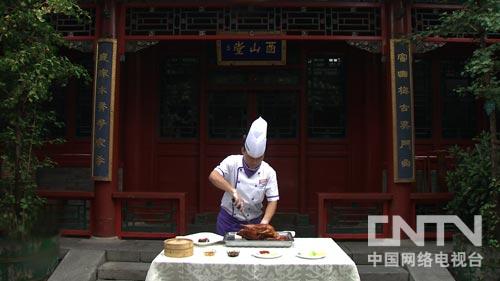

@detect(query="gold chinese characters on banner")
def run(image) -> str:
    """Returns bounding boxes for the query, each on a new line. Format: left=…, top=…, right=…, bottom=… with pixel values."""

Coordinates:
left=92, top=39, right=116, bottom=181
left=390, top=39, right=415, bottom=183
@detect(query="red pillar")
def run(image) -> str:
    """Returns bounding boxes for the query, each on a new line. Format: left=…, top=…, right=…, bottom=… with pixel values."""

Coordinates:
left=385, top=0, right=412, bottom=233
left=93, top=0, right=120, bottom=237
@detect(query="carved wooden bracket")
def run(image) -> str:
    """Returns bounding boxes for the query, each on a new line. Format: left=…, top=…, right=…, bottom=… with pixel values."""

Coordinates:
left=346, top=40, right=382, bottom=53
left=413, top=41, right=446, bottom=54
left=125, top=41, right=159, bottom=52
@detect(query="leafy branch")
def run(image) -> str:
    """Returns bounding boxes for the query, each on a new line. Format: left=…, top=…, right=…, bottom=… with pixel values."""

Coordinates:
left=0, top=0, right=89, bottom=239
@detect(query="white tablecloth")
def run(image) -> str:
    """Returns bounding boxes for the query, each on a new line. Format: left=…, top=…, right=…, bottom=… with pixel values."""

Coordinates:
left=145, top=238, right=360, bottom=281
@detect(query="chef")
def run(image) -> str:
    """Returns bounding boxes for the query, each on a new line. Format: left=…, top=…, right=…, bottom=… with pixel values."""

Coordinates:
left=209, top=117, right=279, bottom=235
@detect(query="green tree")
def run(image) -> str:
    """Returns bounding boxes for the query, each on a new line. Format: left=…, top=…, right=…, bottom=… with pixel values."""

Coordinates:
left=417, top=0, right=500, bottom=173
left=414, top=1, right=500, bottom=279
left=0, top=0, right=89, bottom=239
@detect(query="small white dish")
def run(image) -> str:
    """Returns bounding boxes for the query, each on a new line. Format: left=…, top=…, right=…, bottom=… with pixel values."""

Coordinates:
left=296, top=250, right=326, bottom=259
left=252, top=250, right=282, bottom=259
left=203, top=248, right=216, bottom=256
left=177, top=232, right=223, bottom=246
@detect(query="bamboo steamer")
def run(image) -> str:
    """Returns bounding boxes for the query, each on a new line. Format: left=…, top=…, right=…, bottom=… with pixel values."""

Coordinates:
left=164, top=238, right=193, bottom=258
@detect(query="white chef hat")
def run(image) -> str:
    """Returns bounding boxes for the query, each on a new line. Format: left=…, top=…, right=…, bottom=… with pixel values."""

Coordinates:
left=245, top=117, right=267, bottom=158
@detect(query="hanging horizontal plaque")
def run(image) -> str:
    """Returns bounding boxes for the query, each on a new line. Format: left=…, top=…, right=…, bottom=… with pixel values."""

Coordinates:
left=217, top=39, right=286, bottom=65
left=391, top=39, right=415, bottom=183
left=92, top=39, right=116, bottom=181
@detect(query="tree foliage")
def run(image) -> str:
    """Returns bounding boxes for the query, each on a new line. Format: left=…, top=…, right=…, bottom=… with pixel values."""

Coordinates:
left=414, top=2, right=500, bottom=279
left=418, top=0, right=500, bottom=105
left=0, top=0, right=89, bottom=239
left=447, top=133, right=500, bottom=248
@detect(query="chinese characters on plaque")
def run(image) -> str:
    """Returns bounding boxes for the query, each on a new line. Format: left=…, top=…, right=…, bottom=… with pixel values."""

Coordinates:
left=217, top=40, right=286, bottom=65
left=92, top=39, right=116, bottom=181
left=391, top=39, right=415, bottom=183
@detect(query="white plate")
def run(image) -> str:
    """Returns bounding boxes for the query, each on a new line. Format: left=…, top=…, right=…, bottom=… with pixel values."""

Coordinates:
left=296, top=250, right=326, bottom=259
left=177, top=232, right=223, bottom=246
left=252, top=250, right=282, bottom=259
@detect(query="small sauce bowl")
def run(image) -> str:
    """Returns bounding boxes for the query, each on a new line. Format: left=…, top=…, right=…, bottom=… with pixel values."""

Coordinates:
left=227, top=250, right=240, bottom=257
left=204, top=249, right=216, bottom=256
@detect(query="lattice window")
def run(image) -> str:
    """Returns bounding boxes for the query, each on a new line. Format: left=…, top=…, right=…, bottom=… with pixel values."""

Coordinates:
left=282, top=8, right=324, bottom=35
left=126, top=8, right=174, bottom=36
left=283, top=7, right=380, bottom=36
left=415, top=156, right=447, bottom=193
left=307, top=56, right=346, bottom=139
left=122, top=199, right=178, bottom=233
left=180, top=8, right=224, bottom=34
left=412, top=8, right=500, bottom=39
left=413, top=58, right=432, bottom=139
left=333, top=8, right=380, bottom=36
left=208, top=91, right=247, bottom=139
left=257, top=91, right=298, bottom=139
left=412, top=8, right=447, bottom=34
left=61, top=200, right=91, bottom=230
left=159, top=57, right=200, bottom=138
left=415, top=169, right=434, bottom=192
left=126, top=7, right=381, bottom=36
left=229, top=7, right=278, bottom=33
left=126, top=8, right=227, bottom=36
left=49, top=8, right=96, bottom=37
left=208, top=70, right=247, bottom=86
left=45, top=199, right=91, bottom=231
left=208, top=69, right=300, bottom=87
left=441, top=60, right=476, bottom=139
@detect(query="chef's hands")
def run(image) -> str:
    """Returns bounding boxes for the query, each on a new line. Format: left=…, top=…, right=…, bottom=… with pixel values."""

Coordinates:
left=231, top=191, right=244, bottom=210
left=260, top=200, right=277, bottom=226
left=209, top=171, right=247, bottom=211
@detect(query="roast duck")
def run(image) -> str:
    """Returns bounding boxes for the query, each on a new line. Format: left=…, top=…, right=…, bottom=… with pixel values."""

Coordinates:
left=237, top=224, right=289, bottom=240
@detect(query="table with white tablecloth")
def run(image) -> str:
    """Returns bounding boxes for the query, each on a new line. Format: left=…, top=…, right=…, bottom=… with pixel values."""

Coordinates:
left=145, top=238, right=360, bottom=281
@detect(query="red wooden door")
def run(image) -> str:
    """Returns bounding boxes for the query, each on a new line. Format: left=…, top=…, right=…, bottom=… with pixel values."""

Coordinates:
left=121, top=41, right=384, bottom=221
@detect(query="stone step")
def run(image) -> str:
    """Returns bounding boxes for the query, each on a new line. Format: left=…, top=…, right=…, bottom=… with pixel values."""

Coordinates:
left=48, top=249, right=105, bottom=281
left=107, top=248, right=159, bottom=263
left=98, top=261, right=150, bottom=281
left=357, top=265, right=409, bottom=281
left=407, top=265, right=455, bottom=281
left=101, top=240, right=163, bottom=263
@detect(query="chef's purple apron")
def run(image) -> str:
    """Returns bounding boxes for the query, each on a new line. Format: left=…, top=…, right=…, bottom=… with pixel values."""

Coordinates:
left=216, top=208, right=261, bottom=235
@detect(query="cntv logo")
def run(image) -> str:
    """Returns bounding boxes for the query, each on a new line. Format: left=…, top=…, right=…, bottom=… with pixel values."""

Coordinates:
left=368, top=215, right=482, bottom=247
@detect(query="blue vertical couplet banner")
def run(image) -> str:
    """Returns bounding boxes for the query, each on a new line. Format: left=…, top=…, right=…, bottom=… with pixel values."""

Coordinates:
left=92, top=39, right=117, bottom=181
left=390, top=39, right=415, bottom=183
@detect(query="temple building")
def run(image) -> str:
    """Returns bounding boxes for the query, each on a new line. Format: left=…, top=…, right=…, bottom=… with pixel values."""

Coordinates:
left=37, top=0, right=498, bottom=239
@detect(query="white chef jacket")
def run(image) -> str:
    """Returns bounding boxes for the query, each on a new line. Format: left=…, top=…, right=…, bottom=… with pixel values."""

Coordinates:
left=214, top=155, right=279, bottom=221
